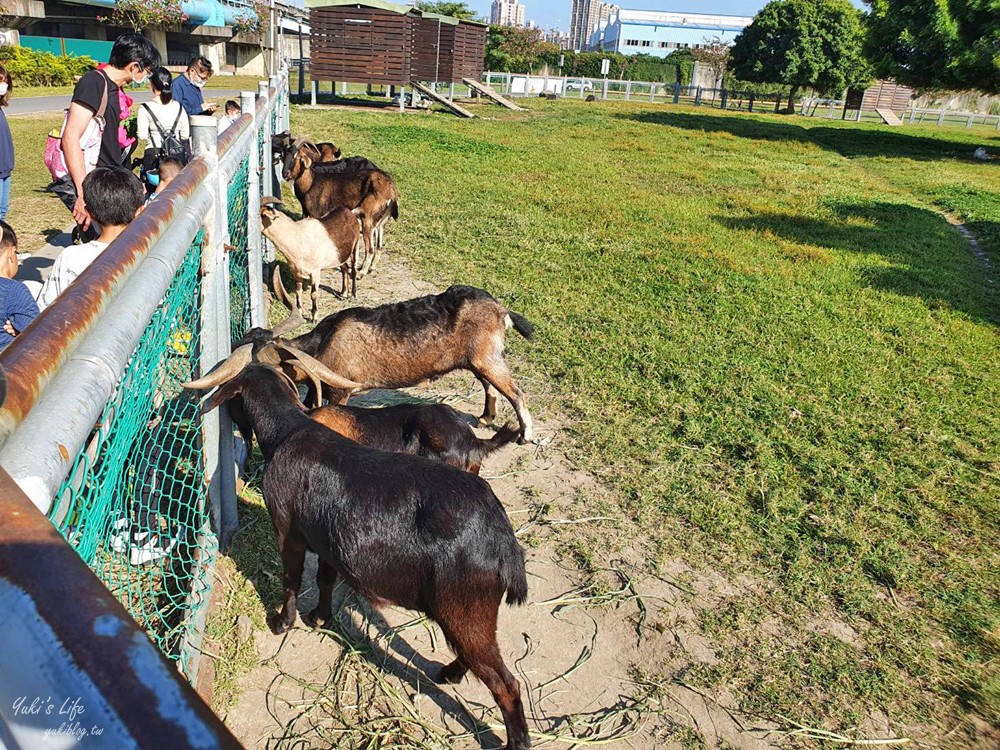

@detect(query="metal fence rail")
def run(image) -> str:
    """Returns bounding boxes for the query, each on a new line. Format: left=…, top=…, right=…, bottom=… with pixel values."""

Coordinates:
left=0, top=68, right=289, bottom=694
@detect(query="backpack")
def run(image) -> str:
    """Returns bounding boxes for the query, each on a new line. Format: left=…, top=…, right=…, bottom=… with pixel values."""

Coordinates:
left=44, top=73, right=109, bottom=182
left=142, top=103, right=190, bottom=168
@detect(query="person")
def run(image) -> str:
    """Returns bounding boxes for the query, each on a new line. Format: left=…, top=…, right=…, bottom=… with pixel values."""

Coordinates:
left=217, top=99, right=242, bottom=133
left=38, top=168, right=145, bottom=310
left=54, top=33, right=160, bottom=241
left=173, top=56, right=219, bottom=118
left=0, top=221, right=38, bottom=350
left=96, top=62, right=138, bottom=167
left=137, top=67, right=190, bottom=191
left=0, top=65, right=14, bottom=223
left=144, top=157, right=183, bottom=204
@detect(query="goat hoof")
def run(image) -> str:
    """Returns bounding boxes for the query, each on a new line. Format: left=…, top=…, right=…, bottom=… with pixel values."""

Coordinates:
left=268, top=613, right=296, bottom=635
left=302, top=608, right=330, bottom=629
left=478, top=417, right=496, bottom=428
left=434, top=660, right=467, bottom=685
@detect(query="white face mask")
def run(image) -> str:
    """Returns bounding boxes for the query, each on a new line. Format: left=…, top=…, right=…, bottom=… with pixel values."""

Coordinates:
left=191, top=73, right=206, bottom=89
left=0, top=83, right=9, bottom=96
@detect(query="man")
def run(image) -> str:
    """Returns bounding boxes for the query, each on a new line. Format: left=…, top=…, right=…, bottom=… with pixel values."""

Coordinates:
left=57, top=33, right=160, bottom=238
left=173, top=56, right=219, bottom=118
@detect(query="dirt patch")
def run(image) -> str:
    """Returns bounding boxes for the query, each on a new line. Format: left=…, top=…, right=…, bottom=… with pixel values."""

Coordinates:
left=214, top=255, right=810, bottom=749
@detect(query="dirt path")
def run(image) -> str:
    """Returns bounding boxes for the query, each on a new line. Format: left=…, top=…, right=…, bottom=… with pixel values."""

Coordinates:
left=216, top=254, right=781, bottom=750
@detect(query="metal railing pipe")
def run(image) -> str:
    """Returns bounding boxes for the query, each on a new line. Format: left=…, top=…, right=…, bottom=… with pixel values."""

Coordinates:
left=0, top=167, right=214, bottom=514
left=243, top=90, right=265, bottom=329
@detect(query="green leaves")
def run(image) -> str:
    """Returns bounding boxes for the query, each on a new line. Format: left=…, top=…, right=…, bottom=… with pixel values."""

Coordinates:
left=730, top=0, right=872, bottom=101
left=865, top=0, right=1000, bottom=93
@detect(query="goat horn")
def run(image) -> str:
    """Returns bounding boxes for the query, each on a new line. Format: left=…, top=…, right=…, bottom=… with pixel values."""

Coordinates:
left=275, top=341, right=362, bottom=391
left=183, top=344, right=254, bottom=390
left=261, top=196, right=284, bottom=206
left=269, top=265, right=304, bottom=337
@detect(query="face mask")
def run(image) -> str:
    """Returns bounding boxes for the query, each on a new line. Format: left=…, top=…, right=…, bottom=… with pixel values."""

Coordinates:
left=133, top=74, right=148, bottom=87
left=0, top=83, right=8, bottom=96
left=191, top=75, right=206, bottom=89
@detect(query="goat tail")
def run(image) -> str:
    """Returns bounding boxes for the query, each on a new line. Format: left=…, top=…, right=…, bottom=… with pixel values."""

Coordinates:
left=506, top=312, right=534, bottom=341
left=389, top=199, right=399, bottom=221
left=500, top=534, right=528, bottom=606
left=471, top=422, right=519, bottom=467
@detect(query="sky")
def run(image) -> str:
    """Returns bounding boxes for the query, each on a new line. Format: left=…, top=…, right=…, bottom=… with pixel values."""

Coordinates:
left=464, top=0, right=865, bottom=31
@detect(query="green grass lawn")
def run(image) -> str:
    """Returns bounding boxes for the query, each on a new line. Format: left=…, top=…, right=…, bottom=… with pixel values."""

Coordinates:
left=288, top=100, right=999, bottom=742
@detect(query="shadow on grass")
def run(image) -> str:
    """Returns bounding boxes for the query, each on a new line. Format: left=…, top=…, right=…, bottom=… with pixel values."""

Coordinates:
left=227, top=489, right=500, bottom=747
left=622, top=110, right=999, bottom=162
left=717, top=201, right=999, bottom=324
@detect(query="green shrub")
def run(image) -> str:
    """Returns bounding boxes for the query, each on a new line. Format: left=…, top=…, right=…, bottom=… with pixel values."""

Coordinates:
left=0, top=46, right=97, bottom=86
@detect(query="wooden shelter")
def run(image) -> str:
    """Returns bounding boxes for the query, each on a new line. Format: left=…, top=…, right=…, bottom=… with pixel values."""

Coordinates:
left=306, top=0, right=486, bottom=86
left=845, top=79, right=914, bottom=115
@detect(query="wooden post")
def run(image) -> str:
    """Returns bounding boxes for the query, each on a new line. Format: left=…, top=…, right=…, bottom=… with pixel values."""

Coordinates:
left=311, top=79, right=317, bottom=106
left=298, top=23, right=304, bottom=97
left=673, top=83, right=680, bottom=104
left=399, top=85, right=406, bottom=113
left=720, top=88, right=727, bottom=110
left=650, top=83, right=655, bottom=102
left=625, top=81, right=631, bottom=100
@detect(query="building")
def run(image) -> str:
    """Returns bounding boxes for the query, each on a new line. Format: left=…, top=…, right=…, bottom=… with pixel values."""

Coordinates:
left=588, top=9, right=752, bottom=57
left=544, top=27, right=571, bottom=48
left=569, top=0, right=618, bottom=52
left=491, top=0, right=525, bottom=27
left=6, top=0, right=309, bottom=76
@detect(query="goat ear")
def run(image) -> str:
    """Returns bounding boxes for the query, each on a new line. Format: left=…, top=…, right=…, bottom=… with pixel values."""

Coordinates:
left=201, top=379, right=242, bottom=415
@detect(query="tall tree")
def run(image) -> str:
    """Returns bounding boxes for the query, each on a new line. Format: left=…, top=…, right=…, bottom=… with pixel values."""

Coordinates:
left=415, top=1, right=483, bottom=21
left=865, top=0, right=1000, bottom=93
left=485, top=25, right=557, bottom=73
left=730, top=0, right=871, bottom=112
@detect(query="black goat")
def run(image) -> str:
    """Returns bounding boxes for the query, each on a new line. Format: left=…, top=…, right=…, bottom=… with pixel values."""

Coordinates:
left=187, top=364, right=531, bottom=750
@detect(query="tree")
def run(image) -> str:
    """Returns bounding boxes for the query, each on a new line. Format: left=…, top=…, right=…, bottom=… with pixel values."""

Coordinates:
left=691, top=35, right=731, bottom=87
left=415, top=2, right=483, bottom=21
left=730, top=0, right=871, bottom=112
left=865, top=0, right=1000, bottom=94
left=485, top=25, right=556, bottom=73
left=233, top=2, right=273, bottom=75
left=97, top=0, right=188, bottom=32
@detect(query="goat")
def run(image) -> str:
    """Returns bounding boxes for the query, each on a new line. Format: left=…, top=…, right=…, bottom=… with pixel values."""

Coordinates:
left=185, top=363, right=532, bottom=750
left=272, top=131, right=341, bottom=166
left=260, top=198, right=360, bottom=318
left=239, top=284, right=537, bottom=442
left=222, top=340, right=519, bottom=473
left=283, top=144, right=398, bottom=278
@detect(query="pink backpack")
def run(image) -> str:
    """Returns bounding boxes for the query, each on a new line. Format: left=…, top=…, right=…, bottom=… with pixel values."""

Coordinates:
left=44, top=73, right=109, bottom=182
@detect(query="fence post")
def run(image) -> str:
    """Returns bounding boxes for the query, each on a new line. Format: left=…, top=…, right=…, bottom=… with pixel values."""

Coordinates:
left=828, top=101, right=835, bottom=118
left=774, top=95, right=780, bottom=113
left=673, top=82, right=680, bottom=104
left=506, top=72, right=512, bottom=96
left=191, top=116, right=238, bottom=549
left=720, top=88, right=727, bottom=110
left=258, top=81, right=276, bottom=262
left=625, top=81, right=631, bottom=101
left=749, top=93, right=754, bottom=112
left=694, top=86, right=702, bottom=105
left=967, top=113, right=974, bottom=128
left=242, top=91, right=265, bottom=331
left=650, top=83, right=656, bottom=102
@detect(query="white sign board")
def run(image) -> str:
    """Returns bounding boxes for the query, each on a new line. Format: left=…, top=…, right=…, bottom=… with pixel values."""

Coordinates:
left=600, top=58, right=610, bottom=76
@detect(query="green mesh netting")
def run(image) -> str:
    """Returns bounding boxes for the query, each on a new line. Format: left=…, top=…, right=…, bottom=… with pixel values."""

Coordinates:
left=228, top=157, right=252, bottom=341
left=50, top=233, right=216, bottom=667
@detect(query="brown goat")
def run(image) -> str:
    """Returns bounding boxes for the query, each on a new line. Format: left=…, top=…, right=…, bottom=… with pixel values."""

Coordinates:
left=283, top=145, right=399, bottom=278
left=238, top=285, right=537, bottom=442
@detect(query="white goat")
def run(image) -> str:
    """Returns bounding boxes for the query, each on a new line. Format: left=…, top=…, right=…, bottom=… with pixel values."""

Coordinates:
left=260, top=198, right=361, bottom=321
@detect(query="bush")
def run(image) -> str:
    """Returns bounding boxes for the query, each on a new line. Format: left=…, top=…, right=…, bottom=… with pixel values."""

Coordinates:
left=0, top=46, right=97, bottom=86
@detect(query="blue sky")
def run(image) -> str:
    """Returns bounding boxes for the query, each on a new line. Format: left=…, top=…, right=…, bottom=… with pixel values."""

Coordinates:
left=465, top=1, right=866, bottom=31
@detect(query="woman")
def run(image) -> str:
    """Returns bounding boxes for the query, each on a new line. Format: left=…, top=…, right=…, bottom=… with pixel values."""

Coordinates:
left=0, top=65, right=14, bottom=221
left=136, top=67, right=190, bottom=190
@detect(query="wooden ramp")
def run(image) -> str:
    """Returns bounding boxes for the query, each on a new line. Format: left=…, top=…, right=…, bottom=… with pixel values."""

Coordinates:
left=875, top=107, right=903, bottom=126
left=463, top=78, right=524, bottom=111
left=410, top=81, right=475, bottom=118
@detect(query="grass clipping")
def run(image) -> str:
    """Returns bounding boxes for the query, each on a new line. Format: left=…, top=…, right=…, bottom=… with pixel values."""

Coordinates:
left=260, top=588, right=660, bottom=749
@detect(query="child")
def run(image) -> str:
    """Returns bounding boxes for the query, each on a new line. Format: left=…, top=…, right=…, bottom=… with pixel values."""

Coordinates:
left=217, top=99, right=242, bottom=132
left=38, top=167, right=144, bottom=310
left=0, top=221, right=39, bottom=349
left=145, top=157, right=183, bottom=204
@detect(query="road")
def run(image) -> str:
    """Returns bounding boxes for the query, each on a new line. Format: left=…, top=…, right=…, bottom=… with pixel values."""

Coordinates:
left=8, top=91, right=243, bottom=116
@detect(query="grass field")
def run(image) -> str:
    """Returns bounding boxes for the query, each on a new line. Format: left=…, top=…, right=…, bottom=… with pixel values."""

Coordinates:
left=282, top=100, right=999, bottom=742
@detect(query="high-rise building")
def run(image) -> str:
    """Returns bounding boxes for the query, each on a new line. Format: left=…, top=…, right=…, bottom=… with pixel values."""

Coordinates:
left=491, top=0, right=526, bottom=27
left=569, top=0, right=618, bottom=51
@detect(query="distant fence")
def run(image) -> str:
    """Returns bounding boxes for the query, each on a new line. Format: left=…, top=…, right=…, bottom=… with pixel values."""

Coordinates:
left=483, top=71, right=787, bottom=113
left=802, top=96, right=1000, bottom=130
left=0, top=69, right=289, bottom=691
